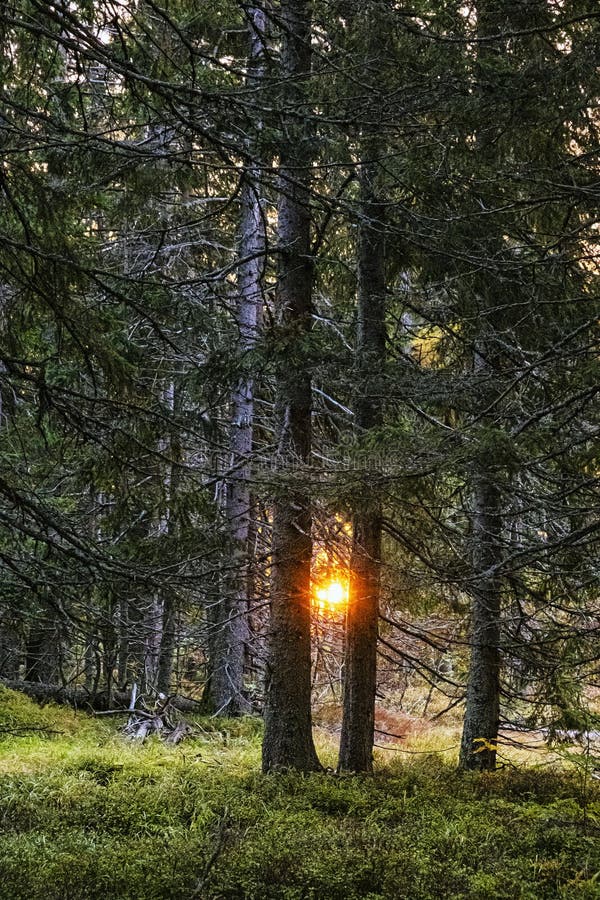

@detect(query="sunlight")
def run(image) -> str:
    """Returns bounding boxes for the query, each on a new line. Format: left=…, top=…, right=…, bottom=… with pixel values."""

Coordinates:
left=314, top=579, right=348, bottom=613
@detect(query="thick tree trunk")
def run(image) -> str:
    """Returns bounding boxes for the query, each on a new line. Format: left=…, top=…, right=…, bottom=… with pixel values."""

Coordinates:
left=262, top=0, right=321, bottom=772
left=459, top=0, right=506, bottom=773
left=339, top=514, right=382, bottom=771
left=338, top=149, right=386, bottom=773
left=207, top=7, right=266, bottom=717
left=459, top=469, right=503, bottom=770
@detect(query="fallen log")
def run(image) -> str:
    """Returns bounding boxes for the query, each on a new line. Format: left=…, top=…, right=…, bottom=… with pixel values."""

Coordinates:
left=0, top=679, right=205, bottom=714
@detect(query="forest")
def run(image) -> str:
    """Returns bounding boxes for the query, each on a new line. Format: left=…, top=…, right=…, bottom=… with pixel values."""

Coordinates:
left=0, top=0, right=599, bottom=897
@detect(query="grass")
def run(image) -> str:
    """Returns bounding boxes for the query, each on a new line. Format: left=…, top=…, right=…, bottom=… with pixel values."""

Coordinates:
left=0, top=686, right=599, bottom=899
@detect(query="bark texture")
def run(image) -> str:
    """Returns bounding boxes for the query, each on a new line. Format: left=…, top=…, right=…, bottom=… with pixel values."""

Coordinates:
left=459, top=470, right=503, bottom=770
left=156, top=591, right=177, bottom=696
left=458, top=0, right=506, bottom=772
left=338, top=150, right=386, bottom=773
left=262, top=0, right=321, bottom=772
left=208, top=8, right=266, bottom=717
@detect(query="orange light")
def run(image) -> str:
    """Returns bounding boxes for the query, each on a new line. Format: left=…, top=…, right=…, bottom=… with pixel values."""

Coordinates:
left=315, top=579, right=348, bottom=612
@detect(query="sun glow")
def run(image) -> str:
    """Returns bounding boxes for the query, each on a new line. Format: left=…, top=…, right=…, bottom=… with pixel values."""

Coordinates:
left=314, top=579, right=348, bottom=612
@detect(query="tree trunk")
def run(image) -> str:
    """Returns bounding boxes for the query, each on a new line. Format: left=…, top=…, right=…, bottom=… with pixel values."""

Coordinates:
left=459, top=468, right=503, bottom=770
left=207, top=7, right=267, bottom=717
left=156, top=592, right=177, bottom=695
left=338, top=146, right=386, bottom=773
left=137, top=381, right=180, bottom=697
left=144, top=593, right=164, bottom=692
left=339, top=514, right=382, bottom=772
left=116, top=594, right=129, bottom=686
left=262, top=0, right=321, bottom=772
left=458, top=0, right=506, bottom=773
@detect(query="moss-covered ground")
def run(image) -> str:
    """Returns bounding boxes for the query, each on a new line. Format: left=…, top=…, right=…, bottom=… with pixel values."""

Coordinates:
left=0, top=686, right=598, bottom=899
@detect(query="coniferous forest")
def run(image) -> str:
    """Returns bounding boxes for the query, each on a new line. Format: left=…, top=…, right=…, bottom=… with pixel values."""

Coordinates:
left=0, top=2, right=599, bottom=897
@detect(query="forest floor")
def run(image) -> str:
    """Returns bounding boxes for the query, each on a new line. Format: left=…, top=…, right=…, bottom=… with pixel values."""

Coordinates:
left=0, top=685, right=599, bottom=900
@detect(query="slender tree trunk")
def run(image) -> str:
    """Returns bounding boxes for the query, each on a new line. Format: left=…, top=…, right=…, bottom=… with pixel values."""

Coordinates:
left=83, top=632, right=96, bottom=692
left=156, top=443, right=180, bottom=696
left=144, top=593, right=164, bottom=691
left=99, top=594, right=117, bottom=705
left=116, top=595, right=129, bottom=686
left=338, top=147, right=386, bottom=773
left=126, top=598, right=147, bottom=690
left=262, top=0, right=321, bottom=772
left=156, top=591, right=176, bottom=695
left=208, top=7, right=267, bottom=716
left=142, top=381, right=180, bottom=696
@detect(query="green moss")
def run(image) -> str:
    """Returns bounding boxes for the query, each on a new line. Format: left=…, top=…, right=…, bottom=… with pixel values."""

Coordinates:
left=0, top=689, right=598, bottom=899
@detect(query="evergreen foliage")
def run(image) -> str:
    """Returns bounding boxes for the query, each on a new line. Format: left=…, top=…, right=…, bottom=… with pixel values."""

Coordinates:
left=0, top=0, right=598, bottom=778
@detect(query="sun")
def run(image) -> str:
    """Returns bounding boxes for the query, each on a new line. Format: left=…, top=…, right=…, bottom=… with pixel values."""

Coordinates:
left=315, top=579, right=348, bottom=612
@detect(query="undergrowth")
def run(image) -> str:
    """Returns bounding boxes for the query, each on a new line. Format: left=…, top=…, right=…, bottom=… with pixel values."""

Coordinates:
left=0, top=686, right=598, bottom=899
